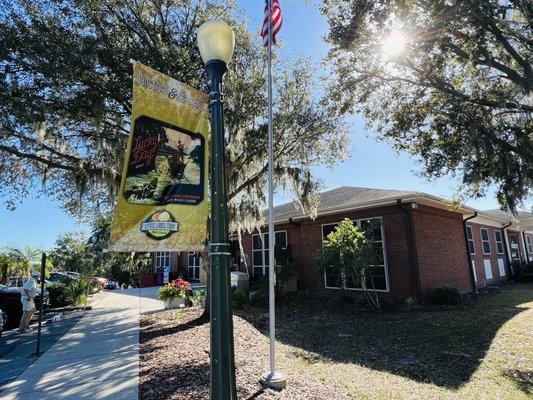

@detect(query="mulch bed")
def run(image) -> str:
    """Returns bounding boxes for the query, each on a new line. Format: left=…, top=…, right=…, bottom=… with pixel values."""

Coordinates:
left=139, top=306, right=346, bottom=400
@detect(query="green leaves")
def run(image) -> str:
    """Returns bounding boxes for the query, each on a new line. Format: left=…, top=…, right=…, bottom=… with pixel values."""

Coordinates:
left=315, top=219, right=376, bottom=286
left=315, top=218, right=381, bottom=309
left=0, top=0, right=349, bottom=232
left=321, top=0, right=532, bottom=212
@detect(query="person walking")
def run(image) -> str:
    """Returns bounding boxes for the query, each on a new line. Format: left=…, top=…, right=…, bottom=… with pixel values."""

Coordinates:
left=18, top=274, right=37, bottom=332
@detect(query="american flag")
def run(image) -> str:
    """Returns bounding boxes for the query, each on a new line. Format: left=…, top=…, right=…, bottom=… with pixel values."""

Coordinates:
left=261, top=0, right=283, bottom=47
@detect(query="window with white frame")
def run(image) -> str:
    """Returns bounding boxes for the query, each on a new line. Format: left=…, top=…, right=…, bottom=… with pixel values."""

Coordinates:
left=252, top=231, right=287, bottom=277
left=526, top=235, right=533, bottom=254
left=187, top=252, right=200, bottom=281
left=322, top=217, right=388, bottom=292
left=155, top=252, right=171, bottom=268
left=480, top=228, right=491, bottom=254
left=494, top=230, right=504, bottom=254
left=466, top=226, right=475, bottom=254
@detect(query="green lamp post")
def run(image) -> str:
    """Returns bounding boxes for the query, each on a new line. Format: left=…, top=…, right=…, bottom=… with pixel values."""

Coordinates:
left=197, top=20, right=237, bottom=400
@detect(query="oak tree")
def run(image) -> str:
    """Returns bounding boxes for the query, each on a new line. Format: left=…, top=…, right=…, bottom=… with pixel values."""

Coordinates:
left=0, top=0, right=349, bottom=231
left=321, top=0, right=532, bottom=211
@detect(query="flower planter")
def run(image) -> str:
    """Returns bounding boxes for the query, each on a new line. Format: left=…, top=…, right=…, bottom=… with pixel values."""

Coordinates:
left=163, top=297, right=189, bottom=309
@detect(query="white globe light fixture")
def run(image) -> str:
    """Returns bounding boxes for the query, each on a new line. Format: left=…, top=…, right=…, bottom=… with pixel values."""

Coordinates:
left=197, top=20, right=235, bottom=65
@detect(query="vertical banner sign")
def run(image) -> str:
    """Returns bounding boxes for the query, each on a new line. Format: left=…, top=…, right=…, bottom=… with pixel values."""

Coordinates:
left=109, top=62, right=209, bottom=252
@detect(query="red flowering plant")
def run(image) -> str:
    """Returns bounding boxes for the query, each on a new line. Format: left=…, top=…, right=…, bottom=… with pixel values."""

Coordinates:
left=158, top=278, right=193, bottom=301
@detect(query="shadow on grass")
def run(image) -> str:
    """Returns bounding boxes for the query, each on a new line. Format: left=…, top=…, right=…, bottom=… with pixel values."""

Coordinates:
left=238, top=283, right=532, bottom=389
left=502, top=368, right=532, bottom=395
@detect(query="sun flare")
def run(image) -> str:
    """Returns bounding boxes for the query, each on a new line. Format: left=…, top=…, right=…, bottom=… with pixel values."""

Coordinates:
left=382, top=31, right=408, bottom=57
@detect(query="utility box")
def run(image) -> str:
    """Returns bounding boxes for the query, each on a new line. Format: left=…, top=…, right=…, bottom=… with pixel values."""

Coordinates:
left=230, top=271, right=249, bottom=294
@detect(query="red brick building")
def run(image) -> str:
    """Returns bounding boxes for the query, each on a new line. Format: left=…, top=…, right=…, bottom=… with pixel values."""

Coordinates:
left=237, top=187, right=532, bottom=302
left=146, top=186, right=533, bottom=300
left=465, top=209, right=533, bottom=289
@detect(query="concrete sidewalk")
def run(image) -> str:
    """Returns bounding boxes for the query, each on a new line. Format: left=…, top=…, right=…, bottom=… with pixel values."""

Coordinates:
left=0, top=310, right=83, bottom=389
left=0, top=287, right=164, bottom=400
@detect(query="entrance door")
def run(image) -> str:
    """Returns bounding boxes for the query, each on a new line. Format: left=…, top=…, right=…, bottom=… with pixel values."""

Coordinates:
left=509, top=233, right=520, bottom=262
left=187, top=252, right=200, bottom=281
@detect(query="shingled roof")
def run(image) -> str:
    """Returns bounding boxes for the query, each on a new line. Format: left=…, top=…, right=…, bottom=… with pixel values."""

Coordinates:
left=272, top=186, right=419, bottom=221
left=482, top=209, right=533, bottom=221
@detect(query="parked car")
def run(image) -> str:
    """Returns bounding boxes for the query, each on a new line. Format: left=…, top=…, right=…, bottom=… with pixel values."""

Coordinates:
left=106, top=280, right=118, bottom=290
left=91, top=276, right=108, bottom=287
left=63, top=271, right=81, bottom=280
left=0, top=284, right=50, bottom=330
left=48, top=272, right=75, bottom=284
left=7, top=276, right=25, bottom=287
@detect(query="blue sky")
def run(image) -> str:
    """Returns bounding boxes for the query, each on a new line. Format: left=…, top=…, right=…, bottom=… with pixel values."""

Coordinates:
left=0, top=1, right=506, bottom=250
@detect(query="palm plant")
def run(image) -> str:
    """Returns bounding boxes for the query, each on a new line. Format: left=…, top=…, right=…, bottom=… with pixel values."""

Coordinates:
left=7, top=245, right=47, bottom=277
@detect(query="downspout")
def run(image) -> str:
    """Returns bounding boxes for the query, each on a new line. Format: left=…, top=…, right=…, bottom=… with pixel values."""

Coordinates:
left=502, top=221, right=512, bottom=277
left=522, top=231, right=530, bottom=264
left=463, top=212, right=478, bottom=293
left=397, top=200, right=422, bottom=301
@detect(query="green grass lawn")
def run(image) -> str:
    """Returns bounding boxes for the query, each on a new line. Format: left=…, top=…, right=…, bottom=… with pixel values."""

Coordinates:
left=256, top=283, right=532, bottom=399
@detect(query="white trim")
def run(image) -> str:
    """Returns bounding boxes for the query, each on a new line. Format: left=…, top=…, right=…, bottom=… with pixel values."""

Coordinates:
left=494, top=230, right=504, bottom=254
left=497, top=258, right=506, bottom=277
left=251, top=230, right=288, bottom=276
left=469, top=214, right=512, bottom=228
left=483, top=259, right=493, bottom=280
left=321, top=217, right=390, bottom=293
left=480, top=228, right=491, bottom=255
left=526, top=235, right=533, bottom=255
left=187, top=252, right=200, bottom=281
left=154, top=251, right=171, bottom=269
left=269, top=193, right=517, bottom=226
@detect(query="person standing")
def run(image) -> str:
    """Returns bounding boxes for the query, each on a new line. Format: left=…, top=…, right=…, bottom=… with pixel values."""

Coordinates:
left=18, top=274, right=37, bottom=333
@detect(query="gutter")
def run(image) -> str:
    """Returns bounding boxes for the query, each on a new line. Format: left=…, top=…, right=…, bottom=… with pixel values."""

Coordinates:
left=270, top=194, right=509, bottom=227
left=501, top=221, right=513, bottom=277
left=397, top=200, right=422, bottom=301
left=463, top=211, right=478, bottom=293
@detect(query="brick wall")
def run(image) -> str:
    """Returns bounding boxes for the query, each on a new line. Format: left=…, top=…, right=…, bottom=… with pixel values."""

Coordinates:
left=411, top=205, right=472, bottom=296
left=466, top=222, right=509, bottom=287
left=241, top=204, right=417, bottom=301
left=241, top=203, right=477, bottom=301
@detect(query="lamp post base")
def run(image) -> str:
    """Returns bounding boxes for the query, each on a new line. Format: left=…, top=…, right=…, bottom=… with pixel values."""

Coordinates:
left=260, top=372, right=286, bottom=390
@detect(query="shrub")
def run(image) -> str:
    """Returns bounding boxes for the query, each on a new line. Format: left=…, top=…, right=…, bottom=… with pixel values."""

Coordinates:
left=191, top=289, right=207, bottom=307
left=46, top=278, right=89, bottom=308
left=232, top=289, right=247, bottom=308
left=249, top=279, right=268, bottom=302
left=158, top=279, right=192, bottom=301
left=430, top=287, right=461, bottom=305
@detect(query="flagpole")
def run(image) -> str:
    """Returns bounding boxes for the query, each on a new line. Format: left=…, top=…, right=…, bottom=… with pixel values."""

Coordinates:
left=261, top=0, right=286, bottom=390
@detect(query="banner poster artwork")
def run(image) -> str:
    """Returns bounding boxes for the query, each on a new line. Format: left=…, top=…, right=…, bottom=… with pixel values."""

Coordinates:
left=110, top=62, right=209, bottom=252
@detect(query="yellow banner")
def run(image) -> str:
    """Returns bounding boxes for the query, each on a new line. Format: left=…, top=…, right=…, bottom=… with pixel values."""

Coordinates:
left=109, top=62, right=209, bottom=252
